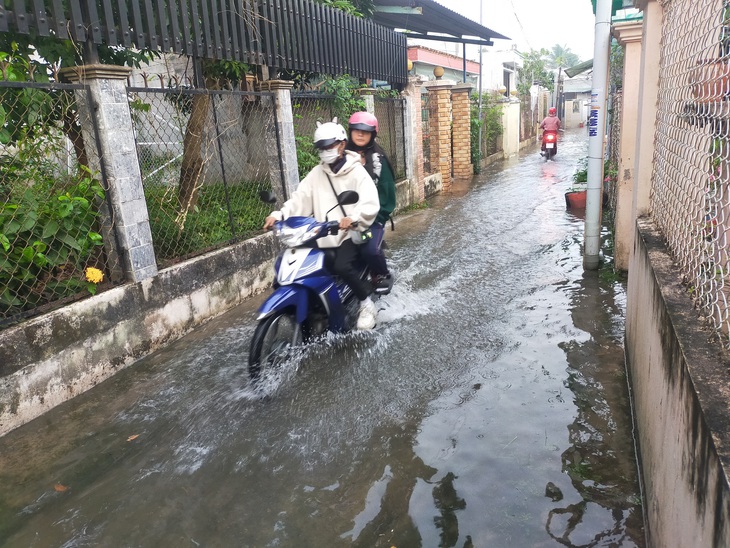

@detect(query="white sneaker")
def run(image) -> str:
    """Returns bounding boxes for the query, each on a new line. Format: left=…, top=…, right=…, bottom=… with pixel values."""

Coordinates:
left=356, top=298, right=377, bottom=330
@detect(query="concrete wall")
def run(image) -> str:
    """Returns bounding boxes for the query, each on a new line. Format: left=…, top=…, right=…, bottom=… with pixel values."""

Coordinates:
left=626, top=218, right=730, bottom=547
left=0, top=234, right=278, bottom=436
left=501, top=101, right=521, bottom=158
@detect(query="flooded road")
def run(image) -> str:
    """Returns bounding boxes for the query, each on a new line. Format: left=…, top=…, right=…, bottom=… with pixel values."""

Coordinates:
left=0, top=130, right=644, bottom=547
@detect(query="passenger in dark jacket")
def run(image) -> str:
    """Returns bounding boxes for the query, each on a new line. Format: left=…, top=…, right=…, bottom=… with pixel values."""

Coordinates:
left=346, top=111, right=396, bottom=293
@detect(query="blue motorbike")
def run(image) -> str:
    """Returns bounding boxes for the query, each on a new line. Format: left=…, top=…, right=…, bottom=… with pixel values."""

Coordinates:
left=248, top=191, right=379, bottom=381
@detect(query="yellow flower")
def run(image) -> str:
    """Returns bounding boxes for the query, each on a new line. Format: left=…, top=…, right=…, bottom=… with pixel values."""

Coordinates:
left=85, top=267, right=104, bottom=284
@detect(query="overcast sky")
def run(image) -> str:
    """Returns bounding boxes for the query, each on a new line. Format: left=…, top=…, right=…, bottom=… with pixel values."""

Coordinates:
left=433, top=0, right=598, bottom=62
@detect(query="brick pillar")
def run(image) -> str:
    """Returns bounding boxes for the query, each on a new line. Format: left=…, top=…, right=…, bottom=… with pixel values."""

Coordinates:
left=61, top=64, right=158, bottom=283
left=257, top=80, right=299, bottom=199
left=359, top=87, right=377, bottom=115
left=401, top=76, right=425, bottom=202
left=451, top=83, right=473, bottom=179
left=426, top=81, right=454, bottom=190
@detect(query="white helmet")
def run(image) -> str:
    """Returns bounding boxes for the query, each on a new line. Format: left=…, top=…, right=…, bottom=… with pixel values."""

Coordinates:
left=314, top=117, right=347, bottom=149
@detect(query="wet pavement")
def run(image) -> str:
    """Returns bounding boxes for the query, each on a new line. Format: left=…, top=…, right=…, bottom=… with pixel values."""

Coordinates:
left=0, top=130, right=644, bottom=547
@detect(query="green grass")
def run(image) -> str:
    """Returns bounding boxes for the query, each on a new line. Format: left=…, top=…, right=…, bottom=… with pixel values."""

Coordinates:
left=144, top=181, right=272, bottom=265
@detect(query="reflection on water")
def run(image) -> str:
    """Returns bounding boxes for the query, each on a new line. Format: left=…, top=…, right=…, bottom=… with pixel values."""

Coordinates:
left=0, top=131, right=643, bottom=546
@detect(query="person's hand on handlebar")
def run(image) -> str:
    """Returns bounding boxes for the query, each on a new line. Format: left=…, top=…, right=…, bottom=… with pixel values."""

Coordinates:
left=339, top=217, right=355, bottom=231
left=263, top=216, right=277, bottom=230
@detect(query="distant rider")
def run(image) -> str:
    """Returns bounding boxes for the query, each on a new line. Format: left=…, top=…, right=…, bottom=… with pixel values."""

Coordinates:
left=540, top=107, right=561, bottom=155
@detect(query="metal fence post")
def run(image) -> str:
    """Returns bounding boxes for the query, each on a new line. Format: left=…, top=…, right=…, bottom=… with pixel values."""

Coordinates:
left=61, top=65, right=158, bottom=282
left=258, top=80, right=299, bottom=199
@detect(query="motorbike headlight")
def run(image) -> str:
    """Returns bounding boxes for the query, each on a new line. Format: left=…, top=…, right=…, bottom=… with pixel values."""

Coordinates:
left=277, top=224, right=320, bottom=246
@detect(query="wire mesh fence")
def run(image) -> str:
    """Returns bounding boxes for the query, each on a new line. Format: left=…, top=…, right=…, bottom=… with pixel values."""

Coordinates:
left=128, top=86, right=278, bottom=269
left=421, top=92, right=432, bottom=174
left=520, top=94, right=538, bottom=142
left=606, top=90, right=623, bottom=212
left=291, top=93, right=337, bottom=179
left=374, top=96, right=407, bottom=180
left=651, top=0, right=730, bottom=345
left=471, top=94, right=504, bottom=162
left=0, top=81, right=122, bottom=328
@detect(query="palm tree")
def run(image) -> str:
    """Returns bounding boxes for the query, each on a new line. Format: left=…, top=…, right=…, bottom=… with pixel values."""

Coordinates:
left=547, top=44, right=581, bottom=69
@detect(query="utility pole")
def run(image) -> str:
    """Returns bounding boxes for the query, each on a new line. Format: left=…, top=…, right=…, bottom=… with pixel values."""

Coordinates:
left=584, top=0, right=612, bottom=270
left=478, top=0, right=484, bottom=161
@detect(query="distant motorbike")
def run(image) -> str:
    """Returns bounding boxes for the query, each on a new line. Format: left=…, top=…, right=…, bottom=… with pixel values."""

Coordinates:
left=248, top=190, right=382, bottom=381
left=541, top=130, right=558, bottom=161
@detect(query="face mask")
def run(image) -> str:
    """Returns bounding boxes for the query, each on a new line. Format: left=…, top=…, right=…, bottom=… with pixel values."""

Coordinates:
left=319, top=147, right=341, bottom=165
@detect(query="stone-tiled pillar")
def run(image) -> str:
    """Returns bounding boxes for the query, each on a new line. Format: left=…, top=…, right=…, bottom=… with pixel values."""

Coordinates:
left=426, top=81, right=454, bottom=190
left=359, top=87, right=377, bottom=115
left=61, top=64, right=158, bottom=283
left=451, top=83, right=473, bottom=179
left=401, top=76, right=426, bottom=202
left=257, top=80, right=299, bottom=199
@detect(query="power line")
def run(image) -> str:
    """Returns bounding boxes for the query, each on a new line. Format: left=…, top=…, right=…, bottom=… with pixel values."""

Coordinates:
left=509, top=0, right=532, bottom=50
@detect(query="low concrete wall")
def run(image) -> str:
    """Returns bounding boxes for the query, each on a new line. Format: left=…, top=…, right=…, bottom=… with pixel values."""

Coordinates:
left=394, top=174, right=442, bottom=212
left=626, top=217, right=730, bottom=547
left=0, top=234, right=278, bottom=436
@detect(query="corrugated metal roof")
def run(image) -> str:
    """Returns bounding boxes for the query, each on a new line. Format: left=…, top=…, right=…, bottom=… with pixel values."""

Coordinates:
left=372, top=0, right=509, bottom=46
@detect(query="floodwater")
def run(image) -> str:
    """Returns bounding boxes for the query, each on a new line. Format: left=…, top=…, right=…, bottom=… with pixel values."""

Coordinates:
left=0, top=130, right=644, bottom=547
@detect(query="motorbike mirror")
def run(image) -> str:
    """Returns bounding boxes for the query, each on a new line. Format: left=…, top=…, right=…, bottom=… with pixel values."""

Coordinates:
left=325, top=190, right=360, bottom=220
left=337, top=190, right=359, bottom=206
left=259, top=190, right=277, bottom=204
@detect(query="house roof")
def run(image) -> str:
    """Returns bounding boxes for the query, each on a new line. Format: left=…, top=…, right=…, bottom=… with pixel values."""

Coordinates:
left=372, top=0, right=509, bottom=47
left=408, top=46, right=481, bottom=74
left=565, top=59, right=594, bottom=78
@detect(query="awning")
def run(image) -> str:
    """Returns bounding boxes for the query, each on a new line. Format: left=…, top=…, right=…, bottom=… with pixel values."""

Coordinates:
left=591, top=0, right=632, bottom=16
left=372, top=0, right=509, bottom=47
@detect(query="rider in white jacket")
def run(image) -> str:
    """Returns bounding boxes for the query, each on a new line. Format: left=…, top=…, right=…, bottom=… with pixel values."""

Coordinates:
left=264, top=119, right=380, bottom=329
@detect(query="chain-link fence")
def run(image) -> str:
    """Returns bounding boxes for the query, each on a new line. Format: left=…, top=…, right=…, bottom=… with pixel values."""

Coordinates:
left=421, top=92, right=432, bottom=174
left=374, top=96, right=407, bottom=180
left=520, top=94, right=537, bottom=142
left=651, top=0, right=730, bottom=345
left=472, top=94, right=504, bottom=161
left=291, top=92, right=337, bottom=179
left=0, top=81, right=122, bottom=328
left=606, top=90, right=623, bottom=212
left=128, top=86, right=277, bottom=269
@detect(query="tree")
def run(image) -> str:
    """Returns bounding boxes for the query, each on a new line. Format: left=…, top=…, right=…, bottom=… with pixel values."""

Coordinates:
left=0, top=31, right=156, bottom=170
left=547, top=44, right=581, bottom=70
left=316, top=0, right=375, bottom=16
left=516, top=49, right=554, bottom=95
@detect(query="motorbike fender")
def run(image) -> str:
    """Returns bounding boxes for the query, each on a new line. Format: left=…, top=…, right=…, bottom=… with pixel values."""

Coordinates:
left=256, top=279, right=348, bottom=332
left=299, top=277, right=348, bottom=332
left=256, top=286, right=309, bottom=324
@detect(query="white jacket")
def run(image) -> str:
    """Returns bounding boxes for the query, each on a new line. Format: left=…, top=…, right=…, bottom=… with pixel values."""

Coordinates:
left=269, top=151, right=380, bottom=248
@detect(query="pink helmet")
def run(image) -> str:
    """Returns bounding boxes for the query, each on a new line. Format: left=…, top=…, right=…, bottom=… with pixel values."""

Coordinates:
left=348, top=111, right=379, bottom=134
left=549, top=107, right=557, bottom=116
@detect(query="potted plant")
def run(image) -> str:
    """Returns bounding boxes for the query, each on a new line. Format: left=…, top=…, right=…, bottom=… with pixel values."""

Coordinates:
left=566, top=158, right=588, bottom=209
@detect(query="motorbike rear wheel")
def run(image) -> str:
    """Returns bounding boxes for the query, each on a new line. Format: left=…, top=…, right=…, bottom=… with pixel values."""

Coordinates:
left=248, top=311, right=302, bottom=381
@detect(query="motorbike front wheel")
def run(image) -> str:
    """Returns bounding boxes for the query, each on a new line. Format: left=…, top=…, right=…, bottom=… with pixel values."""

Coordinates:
left=248, top=311, right=303, bottom=381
